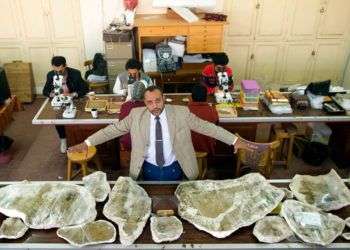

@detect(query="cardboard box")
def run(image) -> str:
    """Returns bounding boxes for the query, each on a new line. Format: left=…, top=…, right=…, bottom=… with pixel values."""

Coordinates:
left=105, top=42, right=133, bottom=59
left=107, top=58, right=128, bottom=77
left=103, top=30, right=132, bottom=42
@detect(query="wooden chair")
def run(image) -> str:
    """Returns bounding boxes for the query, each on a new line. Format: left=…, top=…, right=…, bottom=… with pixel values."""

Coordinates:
left=196, top=151, right=208, bottom=179
left=272, top=123, right=297, bottom=169
left=0, top=96, right=16, bottom=134
left=235, top=136, right=280, bottom=178
left=84, top=60, right=109, bottom=94
left=66, top=146, right=102, bottom=180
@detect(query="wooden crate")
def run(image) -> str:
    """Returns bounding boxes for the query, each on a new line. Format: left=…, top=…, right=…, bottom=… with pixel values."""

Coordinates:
left=4, top=61, right=35, bottom=103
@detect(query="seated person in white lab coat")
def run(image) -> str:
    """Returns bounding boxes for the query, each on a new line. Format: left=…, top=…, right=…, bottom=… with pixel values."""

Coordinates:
left=113, top=59, right=153, bottom=96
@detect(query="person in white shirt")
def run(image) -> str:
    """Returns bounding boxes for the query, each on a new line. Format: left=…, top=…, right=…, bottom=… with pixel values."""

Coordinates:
left=113, top=59, right=153, bottom=96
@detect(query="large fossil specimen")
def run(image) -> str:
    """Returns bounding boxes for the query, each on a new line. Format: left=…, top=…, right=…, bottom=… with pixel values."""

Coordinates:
left=0, top=218, right=28, bottom=239
left=150, top=216, right=183, bottom=243
left=280, top=199, right=345, bottom=246
left=253, top=216, right=293, bottom=243
left=175, top=173, right=284, bottom=238
left=0, top=182, right=96, bottom=229
left=289, top=169, right=350, bottom=211
left=57, top=220, right=116, bottom=247
left=82, top=171, right=111, bottom=202
left=103, top=177, right=151, bottom=245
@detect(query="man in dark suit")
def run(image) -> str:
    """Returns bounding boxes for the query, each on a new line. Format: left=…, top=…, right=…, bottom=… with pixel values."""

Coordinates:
left=43, top=56, right=88, bottom=153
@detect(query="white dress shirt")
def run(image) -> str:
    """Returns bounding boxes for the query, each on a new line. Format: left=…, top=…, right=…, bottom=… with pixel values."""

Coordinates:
left=145, top=109, right=176, bottom=166
left=113, top=77, right=127, bottom=96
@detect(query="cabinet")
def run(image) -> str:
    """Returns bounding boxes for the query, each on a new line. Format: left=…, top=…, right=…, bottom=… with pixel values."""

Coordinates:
left=280, top=43, right=314, bottom=84
left=249, top=43, right=282, bottom=86
left=311, top=41, right=347, bottom=83
left=288, top=0, right=350, bottom=41
left=280, top=41, right=348, bottom=84
left=226, top=0, right=257, bottom=41
left=134, top=15, right=226, bottom=61
left=224, top=0, right=350, bottom=87
left=187, top=25, right=224, bottom=53
left=104, top=42, right=133, bottom=87
left=287, top=0, right=322, bottom=41
left=0, top=0, right=85, bottom=93
left=317, top=0, right=350, bottom=39
left=4, top=61, right=35, bottom=102
left=255, top=0, right=288, bottom=41
left=225, top=43, right=252, bottom=86
left=225, top=0, right=288, bottom=42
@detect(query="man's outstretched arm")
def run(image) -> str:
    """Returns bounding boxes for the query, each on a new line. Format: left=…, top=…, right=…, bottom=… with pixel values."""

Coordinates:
left=68, top=110, right=133, bottom=153
left=186, top=110, right=257, bottom=152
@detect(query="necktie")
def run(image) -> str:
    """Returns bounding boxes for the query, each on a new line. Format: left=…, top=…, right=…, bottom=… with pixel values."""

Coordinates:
left=155, top=116, right=165, bottom=166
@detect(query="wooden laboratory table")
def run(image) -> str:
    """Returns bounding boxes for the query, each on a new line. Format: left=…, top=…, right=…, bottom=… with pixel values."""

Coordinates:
left=32, top=94, right=350, bottom=168
left=0, top=180, right=349, bottom=249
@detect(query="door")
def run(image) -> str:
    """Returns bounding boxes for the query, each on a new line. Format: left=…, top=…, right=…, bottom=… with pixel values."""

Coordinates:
left=255, top=0, right=288, bottom=41
left=249, top=43, right=282, bottom=88
left=287, top=0, right=322, bottom=41
left=280, top=43, right=314, bottom=84
left=318, top=0, right=350, bottom=39
left=224, top=43, right=252, bottom=87
left=17, top=0, right=51, bottom=42
left=225, top=0, right=257, bottom=41
left=311, top=41, right=347, bottom=83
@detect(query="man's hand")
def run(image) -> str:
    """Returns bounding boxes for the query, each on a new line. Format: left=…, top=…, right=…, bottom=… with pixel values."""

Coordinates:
left=67, top=142, right=88, bottom=154
left=233, top=137, right=258, bottom=154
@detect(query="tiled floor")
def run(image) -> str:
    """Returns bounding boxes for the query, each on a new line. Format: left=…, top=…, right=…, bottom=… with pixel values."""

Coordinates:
left=0, top=98, right=349, bottom=181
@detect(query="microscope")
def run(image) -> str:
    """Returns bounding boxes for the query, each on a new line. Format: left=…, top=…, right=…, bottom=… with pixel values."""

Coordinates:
left=50, top=74, right=76, bottom=118
left=61, top=95, right=77, bottom=119
left=125, top=75, right=136, bottom=100
left=51, top=74, right=64, bottom=107
left=215, top=71, right=233, bottom=103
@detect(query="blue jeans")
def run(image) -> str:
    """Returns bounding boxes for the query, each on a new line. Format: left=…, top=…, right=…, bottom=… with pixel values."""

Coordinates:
left=142, top=161, right=183, bottom=181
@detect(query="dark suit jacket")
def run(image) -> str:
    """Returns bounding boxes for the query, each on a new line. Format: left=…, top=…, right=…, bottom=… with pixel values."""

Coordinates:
left=42, top=67, right=88, bottom=97
left=0, top=68, right=11, bottom=105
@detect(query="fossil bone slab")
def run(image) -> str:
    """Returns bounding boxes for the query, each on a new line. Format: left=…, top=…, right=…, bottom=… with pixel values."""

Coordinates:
left=150, top=216, right=183, bottom=243
left=57, top=220, right=116, bottom=247
left=82, top=171, right=111, bottom=202
left=253, top=216, right=293, bottom=243
left=0, top=218, right=28, bottom=239
left=346, top=217, right=350, bottom=228
left=281, top=188, right=293, bottom=199
left=175, top=173, right=285, bottom=238
left=280, top=199, right=345, bottom=246
left=0, top=182, right=96, bottom=229
left=342, top=233, right=350, bottom=240
left=289, top=169, right=350, bottom=211
left=103, top=176, right=151, bottom=245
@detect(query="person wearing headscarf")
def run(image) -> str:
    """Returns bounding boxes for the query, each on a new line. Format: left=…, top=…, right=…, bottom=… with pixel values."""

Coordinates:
left=85, top=53, right=108, bottom=82
left=201, top=53, right=234, bottom=94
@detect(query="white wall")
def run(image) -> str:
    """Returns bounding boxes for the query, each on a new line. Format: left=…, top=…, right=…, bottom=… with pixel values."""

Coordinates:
left=80, top=0, right=104, bottom=59
left=80, top=0, right=224, bottom=59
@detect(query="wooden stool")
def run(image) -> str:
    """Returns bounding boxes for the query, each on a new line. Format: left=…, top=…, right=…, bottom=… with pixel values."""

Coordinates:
left=236, top=139, right=280, bottom=178
left=195, top=151, right=208, bottom=180
left=66, top=146, right=102, bottom=180
left=272, top=124, right=297, bottom=169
